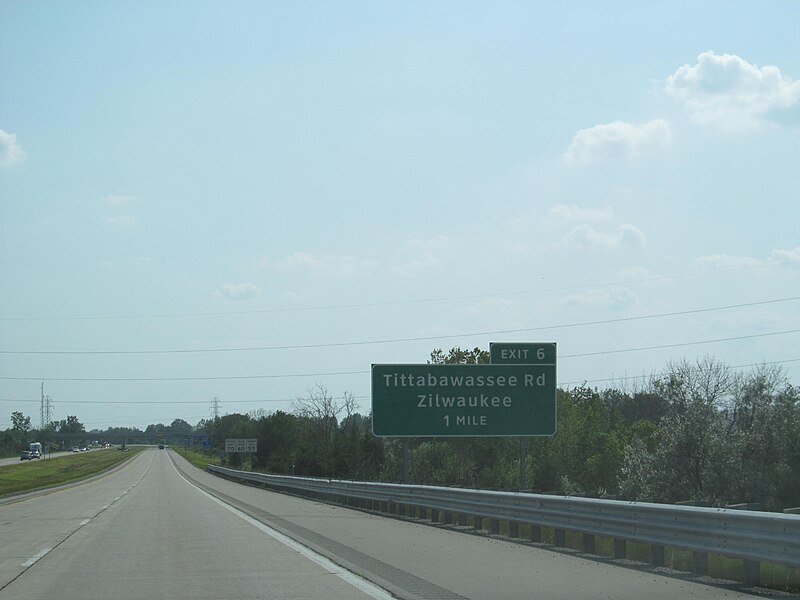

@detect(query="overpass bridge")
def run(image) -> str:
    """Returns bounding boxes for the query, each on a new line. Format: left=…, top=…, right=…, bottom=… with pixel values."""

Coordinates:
left=53, top=431, right=209, bottom=447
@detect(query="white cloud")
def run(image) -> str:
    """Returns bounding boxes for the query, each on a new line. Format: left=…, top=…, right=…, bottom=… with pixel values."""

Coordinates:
left=280, top=251, right=377, bottom=278
left=389, top=235, right=458, bottom=278
left=564, top=224, right=618, bottom=249
left=0, top=129, right=26, bottom=168
left=563, top=223, right=646, bottom=250
left=105, top=194, right=137, bottom=205
left=107, top=215, right=139, bottom=228
left=770, top=247, right=800, bottom=263
left=391, top=253, right=440, bottom=278
left=215, top=282, right=261, bottom=302
left=549, top=204, right=613, bottom=222
left=695, top=254, right=765, bottom=271
left=619, top=224, right=647, bottom=247
left=405, top=234, right=455, bottom=251
left=665, top=51, right=800, bottom=130
left=562, top=119, right=672, bottom=166
left=694, top=250, right=800, bottom=278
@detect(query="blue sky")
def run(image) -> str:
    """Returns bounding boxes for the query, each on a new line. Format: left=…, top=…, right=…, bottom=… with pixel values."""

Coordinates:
left=2, top=1, right=799, bottom=430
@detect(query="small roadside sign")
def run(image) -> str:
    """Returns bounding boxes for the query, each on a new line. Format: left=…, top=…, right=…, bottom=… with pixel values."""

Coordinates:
left=225, top=438, right=258, bottom=453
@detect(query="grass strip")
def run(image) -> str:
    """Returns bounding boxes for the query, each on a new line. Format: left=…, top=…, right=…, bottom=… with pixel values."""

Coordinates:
left=0, top=447, right=144, bottom=496
left=171, top=446, right=222, bottom=470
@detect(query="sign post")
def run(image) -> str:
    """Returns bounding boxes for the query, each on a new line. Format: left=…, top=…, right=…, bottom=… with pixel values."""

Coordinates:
left=489, top=342, right=557, bottom=490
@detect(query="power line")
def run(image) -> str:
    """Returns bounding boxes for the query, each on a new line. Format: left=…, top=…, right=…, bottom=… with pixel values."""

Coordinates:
left=558, top=357, right=800, bottom=387
left=1, top=259, right=797, bottom=323
left=0, top=394, right=370, bottom=405
left=561, top=329, right=800, bottom=359
left=1, top=327, right=798, bottom=382
left=0, top=369, right=368, bottom=382
left=3, top=359, right=798, bottom=410
left=2, top=296, right=798, bottom=355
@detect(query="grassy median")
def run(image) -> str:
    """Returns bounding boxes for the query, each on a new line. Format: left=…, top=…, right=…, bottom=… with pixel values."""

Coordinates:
left=0, top=447, right=144, bottom=497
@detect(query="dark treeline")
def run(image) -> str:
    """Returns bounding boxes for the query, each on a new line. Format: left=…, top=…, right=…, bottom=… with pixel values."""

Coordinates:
left=4, top=348, right=798, bottom=511
left=1, top=413, right=88, bottom=455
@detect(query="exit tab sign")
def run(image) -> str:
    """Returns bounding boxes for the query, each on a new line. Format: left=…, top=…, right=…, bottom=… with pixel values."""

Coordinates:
left=490, top=342, right=556, bottom=365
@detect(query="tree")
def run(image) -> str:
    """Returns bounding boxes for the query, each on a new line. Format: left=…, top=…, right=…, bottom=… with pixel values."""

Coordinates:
left=170, top=418, right=193, bottom=433
left=57, top=415, right=85, bottom=434
left=620, top=358, right=740, bottom=505
left=253, top=410, right=300, bottom=473
left=11, top=411, right=31, bottom=432
left=724, top=365, right=799, bottom=510
left=292, top=384, right=349, bottom=475
left=429, top=346, right=489, bottom=365
left=6, top=411, right=33, bottom=453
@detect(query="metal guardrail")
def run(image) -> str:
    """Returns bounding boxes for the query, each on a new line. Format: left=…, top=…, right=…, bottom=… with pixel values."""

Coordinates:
left=207, top=464, right=800, bottom=572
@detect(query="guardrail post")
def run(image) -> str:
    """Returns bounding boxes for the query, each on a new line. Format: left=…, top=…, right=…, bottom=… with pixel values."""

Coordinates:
left=444, top=511, right=452, bottom=524
left=458, top=513, right=467, bottom=526
left=613, top=538, right=626, bottom=559
left=402, top=439, right=410, bottom=483
left=530, top=524, right=541, bottom=542
left=490, top=518, right=500, bottom=534
left=554, top=528, right=566, bottom=547
left=431, top=508, right=439, bottom=522
left=743, top=559, right=760, bottom=586
left=473, top=516, right=482, bottom=531
left=510, top=522, right=520, bottom=538
left=582, top=533, right=595, bottom=554
left=692, top=552, right=708, bottom=575
left=650, top=545, right=665, bottom=566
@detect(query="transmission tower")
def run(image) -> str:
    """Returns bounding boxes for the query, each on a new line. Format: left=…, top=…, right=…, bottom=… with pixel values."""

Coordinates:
left=211, top=396, right=220, bottom=420
left=40, top=381, right=53, bottom=430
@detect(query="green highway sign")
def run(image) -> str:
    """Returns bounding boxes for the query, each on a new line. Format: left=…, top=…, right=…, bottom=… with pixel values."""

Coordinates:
left=490, top=342, right=556, bottom=365
left=371, top=362, right=556, bottom=437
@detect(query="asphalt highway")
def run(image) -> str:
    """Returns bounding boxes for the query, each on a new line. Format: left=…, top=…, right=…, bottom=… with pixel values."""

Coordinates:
left=0, top=448, right=766, bottom=600
left=0, top=449, right=77, bottom=467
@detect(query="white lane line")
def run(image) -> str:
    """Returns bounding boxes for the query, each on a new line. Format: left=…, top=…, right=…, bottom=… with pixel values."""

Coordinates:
left=199, top=487, right=395, bottom=600
left=21, top=547, right=53, bottom=567
left=11, top=451, right=156, bottom=577
left=172, top=464, right=394, bottom=600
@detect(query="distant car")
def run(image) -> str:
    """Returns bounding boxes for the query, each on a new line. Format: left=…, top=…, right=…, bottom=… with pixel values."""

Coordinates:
left=20, top=451, right=32, bottom=460
left=80, top=447, right=88, bottom=452
left=71, top=447, right=80, bottom=453
left=30, top=450, right=40, bottom=459
left=158, top=444, right=165, bottom=449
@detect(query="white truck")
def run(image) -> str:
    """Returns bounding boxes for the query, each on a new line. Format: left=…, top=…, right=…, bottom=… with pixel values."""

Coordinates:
left=29, top=442, right=42, bottom=459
